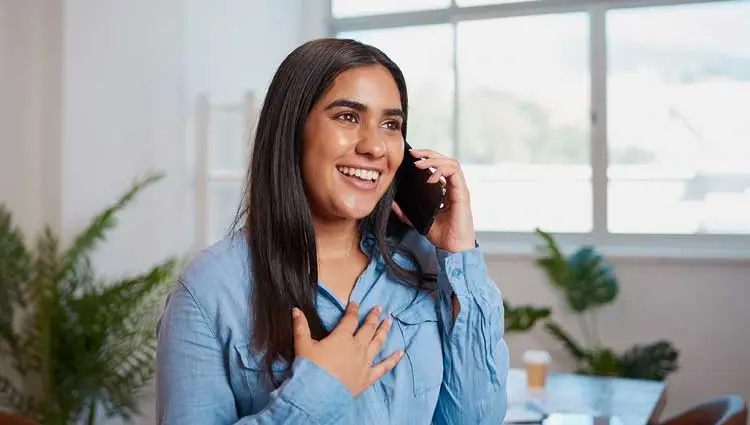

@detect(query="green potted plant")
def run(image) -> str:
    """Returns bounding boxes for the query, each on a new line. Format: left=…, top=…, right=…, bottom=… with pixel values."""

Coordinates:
left=0, top=173, right=178, bottom=424
left=534, top=228, right=679, bottom=381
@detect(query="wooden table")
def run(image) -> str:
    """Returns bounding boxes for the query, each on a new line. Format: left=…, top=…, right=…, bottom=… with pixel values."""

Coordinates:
left=505, top=368, right=667, bottom=425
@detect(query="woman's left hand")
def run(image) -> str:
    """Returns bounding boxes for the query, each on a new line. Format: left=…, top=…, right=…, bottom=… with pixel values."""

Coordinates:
left=392, top=149, right=476, bottom=253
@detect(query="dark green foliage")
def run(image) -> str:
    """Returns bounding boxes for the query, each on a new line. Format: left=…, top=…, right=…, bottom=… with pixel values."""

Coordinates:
left=0, top=173, right=178, bottom=424
left=504, top=301, right=551, bottom=333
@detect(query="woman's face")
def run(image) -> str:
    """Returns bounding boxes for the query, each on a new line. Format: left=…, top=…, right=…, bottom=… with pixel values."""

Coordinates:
left=301, top=65, right=405, bottom=221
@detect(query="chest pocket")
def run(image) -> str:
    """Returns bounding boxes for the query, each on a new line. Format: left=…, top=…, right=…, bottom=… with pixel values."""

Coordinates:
left=233, top=343, right=290, bottom=415
left=393, top=294, right=444, bottom=396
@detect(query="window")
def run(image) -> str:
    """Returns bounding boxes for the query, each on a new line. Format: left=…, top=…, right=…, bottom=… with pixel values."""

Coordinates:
left=332, top=0, right=750, bottom=255
left=457, top=13, right=590, bottom=232
left=607, top=2, right=750, bottom=235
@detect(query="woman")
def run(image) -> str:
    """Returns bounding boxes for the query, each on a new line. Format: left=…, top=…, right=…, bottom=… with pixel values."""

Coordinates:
left=156, top=38, right=508, bottom=424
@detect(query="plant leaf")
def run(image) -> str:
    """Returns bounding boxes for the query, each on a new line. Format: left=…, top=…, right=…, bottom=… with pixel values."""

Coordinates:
left=61, top=172, right=164, bottom=283
left=564, top=246, right=619, bottom=312
left=534, top=228, right=570, bottom=289
left=619, top=340, right=679, bottom=381
left=504, top=301, right=551, bottom=333
left=544, top=320, right=586, bottom=360
left=0, top=204, right=32, bottom=311
left=578, top=347, right=622, bottom=376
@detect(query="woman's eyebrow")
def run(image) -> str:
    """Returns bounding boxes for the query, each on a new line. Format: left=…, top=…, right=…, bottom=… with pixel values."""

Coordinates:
left=324, top=98, right=403, bottom=118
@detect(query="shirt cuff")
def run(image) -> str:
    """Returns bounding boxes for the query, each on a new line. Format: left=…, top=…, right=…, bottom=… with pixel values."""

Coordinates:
left=436, top=247, right=488, bottom=297
left=277, top=357, right=354, bottom=423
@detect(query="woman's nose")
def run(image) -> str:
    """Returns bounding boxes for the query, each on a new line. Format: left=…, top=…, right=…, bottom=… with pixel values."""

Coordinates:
left=355, top=126, right=387, bottom=158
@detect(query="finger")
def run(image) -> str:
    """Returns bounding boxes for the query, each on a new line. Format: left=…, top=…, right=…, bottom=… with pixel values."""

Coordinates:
left=391, top=202, right=413, bottom=227
left=419, top=160, right=466, bottom=193
left=355, top=305, right=382, bottom=345
left=409, top=148, right=450, bottom=160
left=367, top=316, right=393, bottom=359
left=292, top=308, right=312, bottom=350
left=427, top=169, right=443, bottom=184
left=413, top=157, right=457, bottom=171
left=334, top=301, right=360, bottom=336
left=369, top=349, right=405, bottom=383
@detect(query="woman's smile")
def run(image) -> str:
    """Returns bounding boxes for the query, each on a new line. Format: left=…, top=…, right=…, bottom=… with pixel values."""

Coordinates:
left=335, top=165, right=383, bottom=190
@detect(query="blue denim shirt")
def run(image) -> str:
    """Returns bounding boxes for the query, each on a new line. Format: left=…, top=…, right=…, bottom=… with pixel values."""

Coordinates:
left=156, top=229, right=508, bottom=424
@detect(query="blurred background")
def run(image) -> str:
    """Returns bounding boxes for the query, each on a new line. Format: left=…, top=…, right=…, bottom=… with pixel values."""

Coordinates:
left=1, top=0, right=748, bottom=424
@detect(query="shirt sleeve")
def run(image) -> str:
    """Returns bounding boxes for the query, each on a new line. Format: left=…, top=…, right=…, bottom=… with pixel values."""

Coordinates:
left=431, top=247, right=509, bottom=425
left=156, top=280, right=353, bottom=425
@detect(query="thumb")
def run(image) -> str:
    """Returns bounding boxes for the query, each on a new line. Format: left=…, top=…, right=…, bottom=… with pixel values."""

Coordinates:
left=292, top=308, right=312, bottom=349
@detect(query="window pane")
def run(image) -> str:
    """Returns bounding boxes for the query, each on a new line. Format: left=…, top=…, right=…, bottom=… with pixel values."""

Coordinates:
left=608, top=1, right=750, bottom=234
left=338, top=25, right=455, bottom=155
left=458, top=14, right=591, bottom=232
left=209, top=181, right=243, bottom=243
left=332, top=0, right=450, bottom=18
left=209, top=106, right=248, bottom=173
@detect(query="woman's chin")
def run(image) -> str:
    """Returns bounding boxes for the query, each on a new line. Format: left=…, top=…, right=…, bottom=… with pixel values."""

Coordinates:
left=334, top=199, right=379, bottom=221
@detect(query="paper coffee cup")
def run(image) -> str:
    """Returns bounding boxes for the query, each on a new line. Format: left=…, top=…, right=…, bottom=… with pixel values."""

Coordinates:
left=523, top=349, right=551, bottom=391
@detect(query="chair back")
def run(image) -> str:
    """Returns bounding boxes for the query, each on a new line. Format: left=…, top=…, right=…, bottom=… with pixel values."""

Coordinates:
left=661, top=394, right=747, bottom=425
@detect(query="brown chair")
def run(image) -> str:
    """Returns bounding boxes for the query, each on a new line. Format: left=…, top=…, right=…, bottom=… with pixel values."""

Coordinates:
left=0, top=412, right=39, bottom=425
left=661, top=395, right=747, bottom=425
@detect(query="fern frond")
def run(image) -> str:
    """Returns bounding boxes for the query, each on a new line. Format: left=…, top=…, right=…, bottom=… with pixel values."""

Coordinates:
left=32, top=227, right=62, bottom=299
left=92, top=258, right=176, bottom=325
left=15, top=316, right=43, bottom=376
left=0, top=203, right=32, bottom=310
left=534, top=228, right=571, bottom=289
left=102, top=339, right=157, bottom=417
left=61, top=172, right=163, bottom=273
left=0, top=320, right=21, bottom=368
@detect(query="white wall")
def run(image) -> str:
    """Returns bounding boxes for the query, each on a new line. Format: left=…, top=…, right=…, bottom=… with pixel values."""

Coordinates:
left=2, top=0, right=748, bottom=423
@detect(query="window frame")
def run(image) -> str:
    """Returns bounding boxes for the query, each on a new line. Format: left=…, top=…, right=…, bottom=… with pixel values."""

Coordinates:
left=326, top=0, right=750, bottom=260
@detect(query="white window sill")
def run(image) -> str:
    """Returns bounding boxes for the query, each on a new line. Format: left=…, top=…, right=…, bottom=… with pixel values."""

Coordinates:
left=476, top=231, right=750, bottom=265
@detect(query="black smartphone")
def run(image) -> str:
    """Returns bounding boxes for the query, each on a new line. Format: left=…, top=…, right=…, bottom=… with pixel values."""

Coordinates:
left=393, top=142, right=445, bottom=235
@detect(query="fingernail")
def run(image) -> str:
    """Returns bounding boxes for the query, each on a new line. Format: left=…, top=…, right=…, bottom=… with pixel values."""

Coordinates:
left=292, top=308, right=301, bottom=318
left=399, top=350, right=405, bottom=359
left=374, top=305, right=382, bottom=314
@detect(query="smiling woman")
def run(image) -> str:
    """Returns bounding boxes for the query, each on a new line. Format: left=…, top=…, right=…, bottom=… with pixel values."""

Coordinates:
left=156, top=38, right=508, bottom=425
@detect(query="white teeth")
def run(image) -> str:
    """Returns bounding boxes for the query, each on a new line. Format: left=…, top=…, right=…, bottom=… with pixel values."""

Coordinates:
left=337, top=166, right=380, bottom=182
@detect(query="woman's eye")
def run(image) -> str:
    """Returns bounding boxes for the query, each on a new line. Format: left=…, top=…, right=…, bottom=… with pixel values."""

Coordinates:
left=337, top=112, right=358, bottom=123
left=383, top=120, right=402, bottom=131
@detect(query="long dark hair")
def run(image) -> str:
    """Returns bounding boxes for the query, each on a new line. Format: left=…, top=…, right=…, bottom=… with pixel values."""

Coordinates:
left=236, top=38, right=434, bottom=384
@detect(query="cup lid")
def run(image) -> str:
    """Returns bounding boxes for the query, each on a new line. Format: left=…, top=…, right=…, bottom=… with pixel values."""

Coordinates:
left=522, top=349, right=551, bottom=364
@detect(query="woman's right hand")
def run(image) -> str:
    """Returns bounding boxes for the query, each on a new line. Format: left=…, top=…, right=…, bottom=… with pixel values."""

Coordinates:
left=292, top=302, right=404, bottom=396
